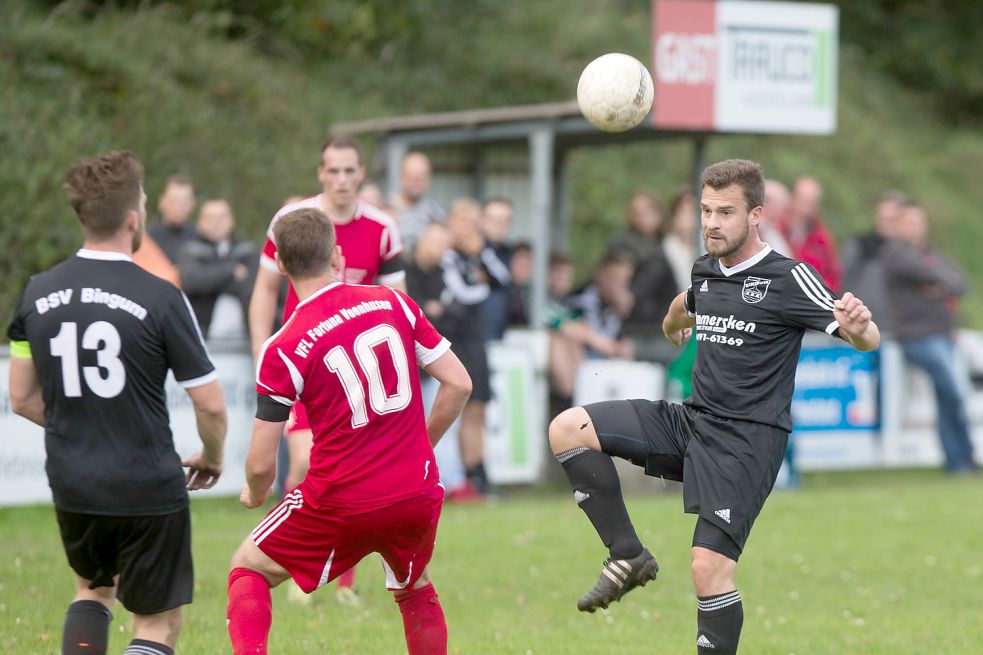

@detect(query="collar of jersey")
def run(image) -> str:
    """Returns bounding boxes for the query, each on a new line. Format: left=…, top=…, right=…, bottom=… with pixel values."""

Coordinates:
left=296, top=281, right=344, bottom=309
left=76, top=248, right=133, bottom=262
left=717, top=244, right=772, bottom=277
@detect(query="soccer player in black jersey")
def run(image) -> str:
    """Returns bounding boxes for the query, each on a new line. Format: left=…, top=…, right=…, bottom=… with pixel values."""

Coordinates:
left=549, top=160, right=880, bottom=654
left=7, top=152, right=228, bottom=655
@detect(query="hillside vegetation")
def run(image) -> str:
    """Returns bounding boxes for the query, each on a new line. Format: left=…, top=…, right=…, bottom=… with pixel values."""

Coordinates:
left=2, top=0, right=982, bottom=331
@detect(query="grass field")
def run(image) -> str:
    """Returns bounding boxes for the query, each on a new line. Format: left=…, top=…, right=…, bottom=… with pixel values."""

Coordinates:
left=1, top=470, right=981, bottom=654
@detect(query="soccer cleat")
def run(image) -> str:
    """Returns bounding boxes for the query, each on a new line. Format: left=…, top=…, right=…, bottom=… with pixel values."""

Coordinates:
left=576, top=548, right=659, bottom=613
left=286, top=579, right=313, bottom=606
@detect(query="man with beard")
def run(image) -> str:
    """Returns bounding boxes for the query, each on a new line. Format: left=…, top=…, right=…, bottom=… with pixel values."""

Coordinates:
left=547, top=159, right=880, bottom=655
left=7, top=151, right=227, bottom=655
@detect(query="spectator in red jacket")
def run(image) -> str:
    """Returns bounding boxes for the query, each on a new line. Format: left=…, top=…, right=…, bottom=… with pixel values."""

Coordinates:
left=781, top=176, right=843, bottom=292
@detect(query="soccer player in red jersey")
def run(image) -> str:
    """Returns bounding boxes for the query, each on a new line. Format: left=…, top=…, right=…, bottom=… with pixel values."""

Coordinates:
left=248, top=135, right=406, bottom=599
left=227, top=208, right=471, bottom=655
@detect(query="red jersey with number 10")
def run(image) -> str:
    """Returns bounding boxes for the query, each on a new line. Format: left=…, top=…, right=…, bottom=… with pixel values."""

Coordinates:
left=256, top=283, right=450, bottom=511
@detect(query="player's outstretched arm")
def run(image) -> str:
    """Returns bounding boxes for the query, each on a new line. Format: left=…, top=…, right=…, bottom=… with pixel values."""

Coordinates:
left=248, top=265, right=282, bottom=360
left=182, top=379, right=227, bottom=490
left=834, top=292, right=880, bottom=352
left=242, top=417, right=284, bottom=508
left=423, top=350, right=472, bottom=447
left=8, top=355, right=45, bottom=427
left=662, top=291, right=697, bottom=346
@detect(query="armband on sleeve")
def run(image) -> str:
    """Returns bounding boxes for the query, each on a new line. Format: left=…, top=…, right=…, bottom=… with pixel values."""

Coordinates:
left=684, top=287, right=696, bottom=317
left=255, top=394, right=292, bottom=423
left=9, top=340, right=32, bottom=359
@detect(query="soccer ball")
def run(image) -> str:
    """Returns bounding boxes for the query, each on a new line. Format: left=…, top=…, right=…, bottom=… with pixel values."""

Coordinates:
left=576, top=53, right=654, bottom=133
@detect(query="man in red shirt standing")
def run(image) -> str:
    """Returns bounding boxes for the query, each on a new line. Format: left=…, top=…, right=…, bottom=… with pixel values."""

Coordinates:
left=228, top=208, right=471, bottom=655
left=780, top=176, right=842, bottom=293
left=248, top=135, right=407, bottom=600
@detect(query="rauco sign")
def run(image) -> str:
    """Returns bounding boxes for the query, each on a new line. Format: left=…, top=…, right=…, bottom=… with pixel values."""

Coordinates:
left=652, top=0, right=838, bottom=134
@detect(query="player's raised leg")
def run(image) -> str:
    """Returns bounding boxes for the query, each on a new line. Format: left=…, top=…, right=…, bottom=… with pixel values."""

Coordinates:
left=227, top=536, right=292, bottom=655
left=548, top=405, right=657, bottom=612
left=393, top=567, right=447, bottom=655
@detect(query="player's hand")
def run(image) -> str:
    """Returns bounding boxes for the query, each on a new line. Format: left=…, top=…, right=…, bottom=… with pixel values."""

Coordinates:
left=240, top=483, right=270, bottom=509
left=833, top=292, right=872, bottom=337
left=182, top=451, right=222, bottom=491
left=664, top=327, right=692, bottom=347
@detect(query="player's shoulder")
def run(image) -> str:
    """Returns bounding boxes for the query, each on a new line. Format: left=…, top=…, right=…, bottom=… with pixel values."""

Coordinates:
left=356, top=201, right=399, bottom=230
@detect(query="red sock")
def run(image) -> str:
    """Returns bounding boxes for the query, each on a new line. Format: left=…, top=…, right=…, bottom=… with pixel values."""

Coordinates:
left=395, top=584, right=447, bottom=655
left=227, top=567, right=272, bottom=655
left=337, top=566, right=357, bottom=589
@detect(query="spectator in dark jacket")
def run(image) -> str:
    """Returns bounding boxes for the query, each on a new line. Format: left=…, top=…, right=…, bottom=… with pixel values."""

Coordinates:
left=148, top=175, right=197, bottom=264
left=882, top=201, right=975, bottom=473
left=440, top=198, right=510, bottom=497
left=177, top=199, right=256, bottom=340
left=842, top=190, right=908, bottom=336
left=480, top=197, right=516, bottom=340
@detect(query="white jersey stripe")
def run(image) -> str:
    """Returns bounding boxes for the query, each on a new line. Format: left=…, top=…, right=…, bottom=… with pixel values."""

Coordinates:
left=177, top=370, right=218, bottom=389
left=316, top=549, right=336, bottom=589
left=277, top=347, right=305, bottom=398
left=417, top=338, right=451, bottom=366
left=825, top=320, right=840, bottom=335
left=791, top=266, right=835, bottom=311
left=252, top=490, right=303, bottom=544
left=795, top=263, right=835, bottom=303
left=391, top=289, right=417, bottom=328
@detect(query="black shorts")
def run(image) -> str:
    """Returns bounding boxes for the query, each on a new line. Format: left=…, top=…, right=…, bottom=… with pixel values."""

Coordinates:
left=451, top=339, right=491, bottom=402
left=583, top=400, right=788, bottom=560
left=55, top=507, right=194, bottom=614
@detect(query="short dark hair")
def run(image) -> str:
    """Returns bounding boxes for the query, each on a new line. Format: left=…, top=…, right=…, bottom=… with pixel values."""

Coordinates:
left=701, top=159, right=765, bottom=211
left=273, top=208, right=336, bottom=279
left=549, top=251, right=573, bottom=269
left=598, top=249, right=635, bottom=270
left=512, top=241, right=532, bottom=255
left=320, top=134, right=363, bottom=165
left=163, top=174, right=193, bottom=193
left=63, top=151, right=144, bottom=240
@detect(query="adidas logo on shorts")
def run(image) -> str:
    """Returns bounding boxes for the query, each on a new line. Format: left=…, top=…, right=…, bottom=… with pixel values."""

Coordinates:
left=697, top=633, right=715, bottom=648
left=574, top=490, right=590, bottom=505
left=714, top=508, right=731, bottom=524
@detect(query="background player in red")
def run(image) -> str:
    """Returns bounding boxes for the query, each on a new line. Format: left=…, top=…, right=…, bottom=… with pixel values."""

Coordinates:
left=247, top=135, right=407, bottom=600
left=227, top=208, right=471, bottom=655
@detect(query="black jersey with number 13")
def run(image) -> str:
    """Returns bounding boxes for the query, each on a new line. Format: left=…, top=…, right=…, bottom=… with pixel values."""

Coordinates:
left=7, top=250, right=216, bottom=515
left=682, top=245, right=844, bottom=432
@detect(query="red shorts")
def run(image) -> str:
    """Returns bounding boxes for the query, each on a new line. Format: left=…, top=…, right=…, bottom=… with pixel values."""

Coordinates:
left=251, top=484, right=444, bottom=594
left=286, top=402, right=310, bottom=434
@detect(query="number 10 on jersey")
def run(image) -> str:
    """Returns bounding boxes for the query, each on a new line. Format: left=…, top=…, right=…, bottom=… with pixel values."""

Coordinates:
left=323, top=324, right=412, bottom=428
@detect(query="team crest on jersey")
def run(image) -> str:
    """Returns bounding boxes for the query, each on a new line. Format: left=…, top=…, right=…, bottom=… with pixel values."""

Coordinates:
left=741, top=276, right=771, bottom=304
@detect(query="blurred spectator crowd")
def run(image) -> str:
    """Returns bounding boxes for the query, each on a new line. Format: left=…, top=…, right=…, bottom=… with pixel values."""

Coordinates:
left=138, top=152, right=975, bottom=476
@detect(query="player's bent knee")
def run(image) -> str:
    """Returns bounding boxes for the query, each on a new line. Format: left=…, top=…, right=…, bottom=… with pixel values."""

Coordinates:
left=691, top=547, right=736, bottom=595
left=548, top=407, right=593, bottom=453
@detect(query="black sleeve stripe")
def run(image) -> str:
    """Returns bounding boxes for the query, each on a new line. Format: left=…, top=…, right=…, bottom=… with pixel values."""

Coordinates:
left=256, top=394, right=292, bottom=422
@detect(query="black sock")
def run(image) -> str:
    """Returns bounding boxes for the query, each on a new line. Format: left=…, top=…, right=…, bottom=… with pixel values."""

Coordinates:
left=558, top=449, right=643, bottom=560
left=124, top=638, right=174, bottom=655
left=696, top=590, right=743, bottom=654
left=466, top=462, right=490, bottom=493
left=62, top=599, right=112, bottom=655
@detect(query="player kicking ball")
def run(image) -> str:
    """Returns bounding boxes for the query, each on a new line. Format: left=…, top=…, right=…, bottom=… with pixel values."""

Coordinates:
left=550, top=160, right=880, bottom=654
left=227, top=208, right=471, bottom=655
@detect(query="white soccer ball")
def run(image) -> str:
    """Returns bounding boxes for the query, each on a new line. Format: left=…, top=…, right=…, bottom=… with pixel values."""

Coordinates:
left=577, top=53, right=654, bottom=133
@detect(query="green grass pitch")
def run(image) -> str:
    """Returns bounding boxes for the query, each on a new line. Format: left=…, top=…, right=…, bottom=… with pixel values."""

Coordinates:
left=1, top=470, right=981, bottom=654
